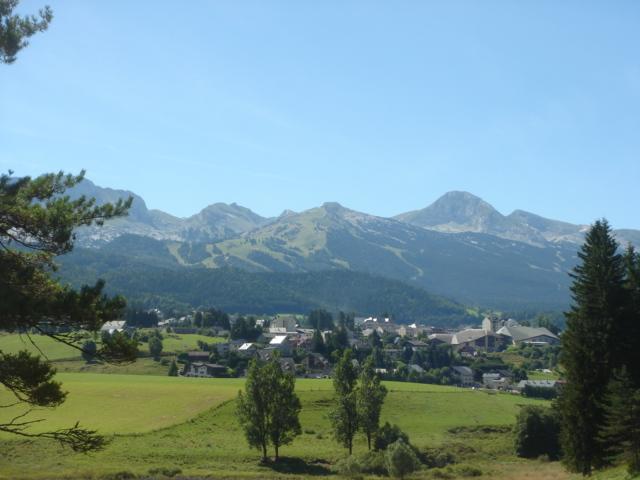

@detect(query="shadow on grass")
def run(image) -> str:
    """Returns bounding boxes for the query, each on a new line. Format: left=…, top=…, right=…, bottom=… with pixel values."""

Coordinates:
left=263, top=457, right=332, bottom=476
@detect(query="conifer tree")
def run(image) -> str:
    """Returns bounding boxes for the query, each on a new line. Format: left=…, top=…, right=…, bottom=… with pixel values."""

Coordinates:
left=558, top=220, right=627, bottom=475
left=330, top=349, right=359, bottom=454
left=599, top=368, right=640, bottom=475
left=357, top=355, right=387, bottom=450
left=622, top=246, right=640, bottom=387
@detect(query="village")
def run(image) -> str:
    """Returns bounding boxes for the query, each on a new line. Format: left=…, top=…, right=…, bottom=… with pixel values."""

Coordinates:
left=103, top=310, right=562, bottom=398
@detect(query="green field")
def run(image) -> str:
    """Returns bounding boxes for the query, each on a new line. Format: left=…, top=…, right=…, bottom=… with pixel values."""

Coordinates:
left=0, top=373, right=568, bottom=479
left=0, top=333, right=82, bottom=360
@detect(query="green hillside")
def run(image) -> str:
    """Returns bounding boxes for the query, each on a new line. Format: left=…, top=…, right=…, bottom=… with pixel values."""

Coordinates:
left=0, top=374, right=560, bottom=479
left=59, top=248, right=474, bottom=324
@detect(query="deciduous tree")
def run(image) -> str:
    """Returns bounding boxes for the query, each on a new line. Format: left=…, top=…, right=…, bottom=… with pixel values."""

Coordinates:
left=330, top=349, right=358, bottom=455
left=357, top=356, right=387, bottom=450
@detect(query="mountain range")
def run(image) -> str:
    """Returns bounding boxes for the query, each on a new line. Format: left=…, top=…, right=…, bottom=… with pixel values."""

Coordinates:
left=61, top=179, right=639, bottom=314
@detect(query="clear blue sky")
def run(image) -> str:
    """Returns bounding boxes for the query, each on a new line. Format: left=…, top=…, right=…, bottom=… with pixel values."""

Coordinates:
left=2, top=1, right=639, bottom=228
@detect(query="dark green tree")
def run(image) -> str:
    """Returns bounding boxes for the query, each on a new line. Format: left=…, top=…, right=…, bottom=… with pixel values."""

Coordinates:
left=0, top=0, right=52, bottom=64
left=514, top=405, right=561, bottom=460
left=265, top=359, right=302, bottom=460
left=167, top=359, right=178, bottom=377
left=149, top=336, right=163, bottom=360
left=558, top=220, right=627, bottom=475
left=599, top=368, right=640, bottom=475
left=311, top=328, right=325, bottom=354
left=0, top=171, right=135, bottom=451
left=81, top=340, right=97, bottom=363
left=308, top=308, right=334, bottom=330
left=330, top=349, right=359, bottom=455
left=237, top=357, right=301, bottom=461
left=622, top=246, right=640, bottom=387
left=357, top=356, right=387, bottom=450
left=237, top=359, right=271, bottom=461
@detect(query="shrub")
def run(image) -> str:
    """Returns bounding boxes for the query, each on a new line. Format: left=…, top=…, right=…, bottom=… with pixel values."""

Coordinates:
left=375, top=422, right=410, bottom=451
left=513, top=405, right=561, bottom=460
left=335, top=455, right=363, bottom=479
left=420, top=447, right=456, bottom=468
left=335, top=451, right=387, bottom=478
left=147, top=467, right=181, bottom=477
left=148, top=336, right=163, bottom=360
left=456, top=465, right=482, bottom=477
left=386, top=439, right=419, bottom=479
left=81, top=339, right=97, bottom=363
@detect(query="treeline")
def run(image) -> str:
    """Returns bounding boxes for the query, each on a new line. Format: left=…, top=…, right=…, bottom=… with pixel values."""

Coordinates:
left=58, top=249, right=475, bottom=325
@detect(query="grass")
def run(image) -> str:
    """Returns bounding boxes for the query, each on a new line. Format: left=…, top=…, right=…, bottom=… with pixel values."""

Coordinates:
left=52, top=357, right=171, bottom=375
left=139, top=333, right=226, bottom=355
left=0, top=332, right=82, bottom=360
left=0, top=332, right=225, bottom=360
left=0, top=375, right=560, bottom=479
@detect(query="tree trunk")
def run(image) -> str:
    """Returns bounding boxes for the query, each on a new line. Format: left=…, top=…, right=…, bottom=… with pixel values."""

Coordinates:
left=275, top=443, right=279, bottom=461
left=262, top=441, right=267, bottom=462
left=367, top=431, right=371, bottom=451
left=348, top=438, right=352, bottom=455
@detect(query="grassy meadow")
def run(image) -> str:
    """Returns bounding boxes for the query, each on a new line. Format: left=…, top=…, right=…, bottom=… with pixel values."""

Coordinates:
left=0, top=373, right=575, bottom=480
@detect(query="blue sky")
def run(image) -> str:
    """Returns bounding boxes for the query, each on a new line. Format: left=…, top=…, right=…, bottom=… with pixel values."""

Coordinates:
left=2, top=1, right=639, bottom=228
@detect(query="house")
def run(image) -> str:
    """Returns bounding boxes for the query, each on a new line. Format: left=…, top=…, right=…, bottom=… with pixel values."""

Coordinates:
left=100, top=320, right=127, bottom=334
left=451, top=329, right=505, bottom=352
left=409, top=364, right=425, bottom=374
left=482, top=373, right=510, bottom=389
left=183, top=362, right=227, bottom=378
left=516, top=380, right=560, bottom=392
left=186, top=351, right=210, bottom=362
left=215, top=343, right=230, bottom=357
left=452, top=366, right=474, bottom=386
left=269, top=335, right=293, bottom=356
left=304, top=353, right=331, bottom=373
left=238, top=343, right=258, bottom=357
left=427, top=333, right=453, bottom=345
left=278, top=357, right=296, bottom=374
left=270, top=315, right=298, bottom=332
left=496, top=325, right=560, bottom=345
left=405, top=339, right=428, bottom=350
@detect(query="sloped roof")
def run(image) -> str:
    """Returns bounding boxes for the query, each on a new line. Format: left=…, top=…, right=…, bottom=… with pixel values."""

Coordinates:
left=497, top=325, right=559, bottom=342
left=269, top=335, right=288, bottom=345
left=452, top=329, right=496, bottom=345
left=452, top=366, right=473, bottom=376
left=428, top=333, right=453, bottom=344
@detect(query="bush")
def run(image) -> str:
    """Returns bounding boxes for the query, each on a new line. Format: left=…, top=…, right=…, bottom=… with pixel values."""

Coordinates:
left=147, top=467, right=181, bottom=477
left=456, top=465, right=482, bottom=477
left=386, top=439, right=419, bottom=479
left=375, top=422, right=410, bottom=451
left=81, top=339, right=97, bottom=362
left=335, top=451, right=388, bottom=478
left=420, top=447, right=456, bottom=468
left=149, top=336, right=163, bottom=360
left=514, top=405, right=561, bottom=460
left=335, top=455, right=363, bottom=479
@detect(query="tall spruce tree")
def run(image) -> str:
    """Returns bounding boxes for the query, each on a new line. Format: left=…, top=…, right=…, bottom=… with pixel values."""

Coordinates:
left=599, top=368, right=640, bottom=475
left=558, top=220, right=627, bottom=475
left=622, top=246, right=640, bottom=387
left=330, top=349, right=359, bottom=455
